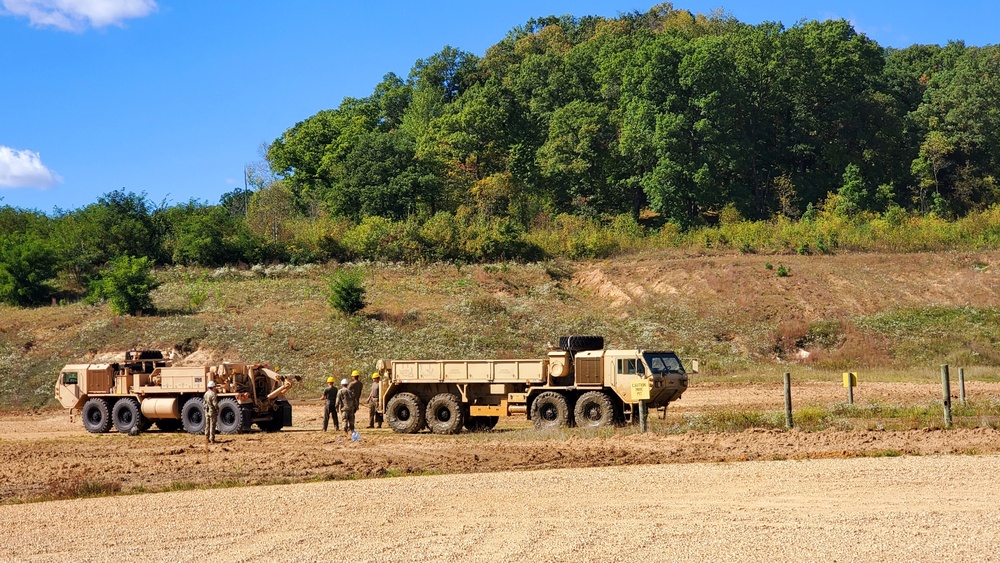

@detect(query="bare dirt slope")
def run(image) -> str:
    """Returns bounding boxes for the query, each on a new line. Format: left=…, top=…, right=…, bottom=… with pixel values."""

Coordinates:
left=573, top=251, right=1000, bottom=315
left=2, top=455, right=998, bottom=562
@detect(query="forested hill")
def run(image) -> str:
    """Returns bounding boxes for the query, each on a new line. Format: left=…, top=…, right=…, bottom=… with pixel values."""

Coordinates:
left=2, top=3, right=1000, bottom=310
left=268, top=3, right=999, bottom=224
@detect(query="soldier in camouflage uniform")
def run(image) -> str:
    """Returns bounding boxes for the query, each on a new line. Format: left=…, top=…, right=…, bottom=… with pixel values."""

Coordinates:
left=335, top=378, right=358, bottom=436
left=366, top=372, right=382, bottom=428
left=321, top=377, right=339, bottom=431
left=348, top=370, right=364, bottom=404
left=204, top=380, right=219, bottom=443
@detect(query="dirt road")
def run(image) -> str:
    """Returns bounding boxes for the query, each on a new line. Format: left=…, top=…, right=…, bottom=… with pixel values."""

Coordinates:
left=4, top=381, right=1000, bottom=504
left=2, top=455, right=998, bottom=561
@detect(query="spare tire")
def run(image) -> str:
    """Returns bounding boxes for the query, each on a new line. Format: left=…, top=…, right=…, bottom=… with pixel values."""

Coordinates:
left=559, top=335, right=604, bottom=352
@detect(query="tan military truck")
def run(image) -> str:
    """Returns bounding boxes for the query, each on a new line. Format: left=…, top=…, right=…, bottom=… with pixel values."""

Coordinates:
left=55, top=350, right=300, bottom=435
left=375, top=336, right=690, bottom=433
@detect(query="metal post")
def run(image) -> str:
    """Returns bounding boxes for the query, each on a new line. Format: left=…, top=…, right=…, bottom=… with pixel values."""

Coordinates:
left=941, top=364, right=952, bottom=429
left=959, top=367, right=967, bottom=406
left=784, top=372, right=793, bottom=429
left=847, top=376, right=854, bottom=405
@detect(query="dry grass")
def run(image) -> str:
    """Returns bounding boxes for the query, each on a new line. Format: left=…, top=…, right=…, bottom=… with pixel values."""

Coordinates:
left=1, top=251, right=999, bottom=408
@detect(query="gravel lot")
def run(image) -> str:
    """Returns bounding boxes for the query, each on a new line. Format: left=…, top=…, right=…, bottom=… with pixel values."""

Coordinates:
left=3, top=454, right=999, bottom=562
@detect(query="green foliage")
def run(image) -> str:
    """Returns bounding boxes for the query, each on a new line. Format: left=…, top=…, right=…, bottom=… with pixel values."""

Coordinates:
left=327, top=268, right=367, bottom=315
left=88, top=255, right=160, bottom=316
left=0, top=233, right=59, bottom=306
left=776, top=264, right=790, bottom=277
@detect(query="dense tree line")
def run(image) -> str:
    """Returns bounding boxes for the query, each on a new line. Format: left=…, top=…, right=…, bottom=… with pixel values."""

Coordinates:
left=2, top=3, right=999, bottom=307
left=268, top=3, right=999, bottom=224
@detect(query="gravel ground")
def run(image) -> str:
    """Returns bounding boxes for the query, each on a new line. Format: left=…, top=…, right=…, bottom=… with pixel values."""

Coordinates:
left=3, top=454, right=999, bottom=562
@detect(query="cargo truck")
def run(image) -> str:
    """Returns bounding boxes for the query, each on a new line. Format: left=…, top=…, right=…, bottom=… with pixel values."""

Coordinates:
left=55, top=350, right=300, bottom=435
left=375, top=335, right=690, bottom=433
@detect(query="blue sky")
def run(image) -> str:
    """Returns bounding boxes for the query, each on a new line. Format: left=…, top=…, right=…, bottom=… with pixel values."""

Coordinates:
left=1, top=0, right=996, bottom=213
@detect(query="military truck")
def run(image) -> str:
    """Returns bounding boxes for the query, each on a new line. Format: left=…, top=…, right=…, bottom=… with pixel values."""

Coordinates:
left=55, top=350, right=300, bottom=435
left=375, top=335, right=691, bottom=433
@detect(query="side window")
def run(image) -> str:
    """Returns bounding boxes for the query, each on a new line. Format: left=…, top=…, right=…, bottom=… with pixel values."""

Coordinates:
left=62, top=372, right=78, bottom=385
left=637, top=360, right=645, bottom=374
left=617, top=359, right=624, bottom=374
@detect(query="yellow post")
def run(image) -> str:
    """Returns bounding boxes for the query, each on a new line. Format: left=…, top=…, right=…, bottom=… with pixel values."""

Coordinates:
left=842, top=372, right=857, bottom=404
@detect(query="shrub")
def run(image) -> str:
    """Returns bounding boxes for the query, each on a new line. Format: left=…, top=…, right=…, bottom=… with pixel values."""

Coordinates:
left=0, top=234, right=59, bottom=306
left=327, top=268, right=366, bottom=315
left=776, top=264, right=790, bottom=277
left=88, top=255, right=160, bottom=315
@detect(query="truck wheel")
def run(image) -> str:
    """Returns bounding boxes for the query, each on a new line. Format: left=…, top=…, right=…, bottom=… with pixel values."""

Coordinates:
left=257, top=417, right=283, bottom=432
left=154, top=419, right=182, bottom=432
left=181, top=398, right=206, bottom=434
left=258, top=399, right=289, bottom=432
left=217, top=398, right=245, bottom=434
left=530, top=391, right=571, bottom=430
left=112, top=398, right=143, bottom=434
left=81, top=398, right=112, bottom=433
left=426, top=393, right=464, bottom=434
left=559, top=335, right=604, bottom=352
left=464, top=416, right=499, bottom=432
left=386, top=393, right=425, bottom=434
left=574, top=391, right=615, bottom=428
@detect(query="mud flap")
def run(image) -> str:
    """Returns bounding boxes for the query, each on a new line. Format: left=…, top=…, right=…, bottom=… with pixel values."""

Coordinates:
left=279, top=400, right=293, bottom=427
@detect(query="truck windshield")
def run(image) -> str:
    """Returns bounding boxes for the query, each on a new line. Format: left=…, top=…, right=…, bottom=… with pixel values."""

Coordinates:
left=642, top=353, right=684, bottom=374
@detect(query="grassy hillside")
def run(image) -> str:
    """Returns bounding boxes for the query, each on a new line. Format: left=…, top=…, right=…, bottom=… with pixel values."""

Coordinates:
left=2, top=251, right=999, bottom=409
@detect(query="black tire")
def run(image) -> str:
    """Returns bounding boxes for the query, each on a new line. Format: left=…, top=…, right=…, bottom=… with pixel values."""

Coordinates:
left=464, top=415, right=499, bottom=432
left=257, top=417, right=284, bottom=432
left=530, top=391, right=571, bottom=430
left=112, top=398, right=143, bottom=434
left=81, top=398, right=111, bottom=433
left=181, top=398, right=206, bottom=434
left=386, top=392, right=425, bottom=434
left=257, top=399, right=289, bottom=432
left=559, top=335, right=604, bottom=352
left=574, top=391, right=615, bottom=428
left=154, top=419, right=182, bottom=432
left=217, top=398, right=246, bottom=434
left=426, top=393, right=464, bottom=434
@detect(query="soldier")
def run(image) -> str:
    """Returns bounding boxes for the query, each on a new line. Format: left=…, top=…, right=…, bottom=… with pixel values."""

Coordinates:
left=366, top=372, right=382, bottom=428
left=204, top=380, right=219, bottom=443
left=321, top=376, right=339, bottom=431
left=348, top=370, right=364, bottom=404
left=335, top=378, right=358, bottom=437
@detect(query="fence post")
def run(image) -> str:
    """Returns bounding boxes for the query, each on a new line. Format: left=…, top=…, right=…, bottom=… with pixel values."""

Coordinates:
left=941, top=364, right=953, bottom=429
left=959, top=367, right=967, bottom=406
left=784, top=372, right=793, bottom=429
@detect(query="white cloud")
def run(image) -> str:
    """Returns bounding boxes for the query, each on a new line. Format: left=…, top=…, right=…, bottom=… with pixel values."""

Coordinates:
left=1, top=0, right=157, bottom=31
left=0, top=146, right=62, bottom=189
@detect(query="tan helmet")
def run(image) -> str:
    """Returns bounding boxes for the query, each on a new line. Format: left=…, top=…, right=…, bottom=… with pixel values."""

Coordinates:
left=351, top=370, right=360, bottom=377
left=326, top=377, right=335, bottom=384
left=340, top=378, right=348, bottom=386
left=371, top=372, right=380, bottom=379
left=207, top=381, right=216, bottom=388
